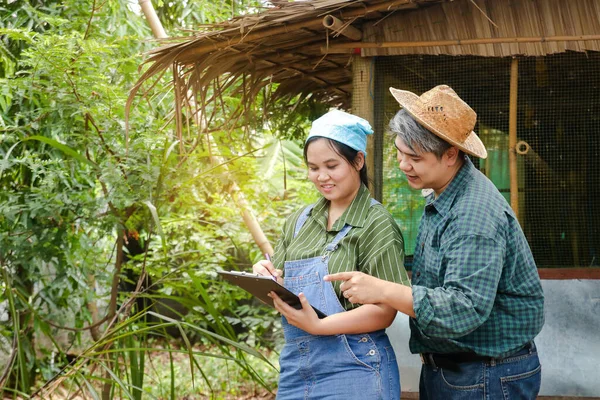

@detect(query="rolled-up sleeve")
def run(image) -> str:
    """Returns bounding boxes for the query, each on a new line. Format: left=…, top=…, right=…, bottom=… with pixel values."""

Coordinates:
left=412, top=234, right=504, bottom=338
left=365, top=241, right=410, bottom=286
left=360, top=211, right=411, bottom=286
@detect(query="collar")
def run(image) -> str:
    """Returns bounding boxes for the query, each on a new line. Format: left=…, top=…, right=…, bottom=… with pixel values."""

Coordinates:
left=310, top=184, right=372, bottom=231
left=425, top=156, right=476, bottom=217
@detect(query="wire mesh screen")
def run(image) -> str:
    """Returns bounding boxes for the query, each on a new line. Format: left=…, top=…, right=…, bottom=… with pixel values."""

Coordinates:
left=373, top=53, right=600, bottom=268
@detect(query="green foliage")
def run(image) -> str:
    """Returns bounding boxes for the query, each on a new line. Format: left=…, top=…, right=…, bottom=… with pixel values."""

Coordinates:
left=382, top=142, right=425, bottom=257
left=154, top=0, right=257, bottom=30
left=0, top=0, right=318, bottom=397
left=266, top=96, right=330, bottom=141
left=139, top=341, right=279, bottom=399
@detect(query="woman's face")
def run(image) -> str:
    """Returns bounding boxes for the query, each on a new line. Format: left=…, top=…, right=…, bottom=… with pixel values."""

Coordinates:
left=306, top=138, right=363, bottom=207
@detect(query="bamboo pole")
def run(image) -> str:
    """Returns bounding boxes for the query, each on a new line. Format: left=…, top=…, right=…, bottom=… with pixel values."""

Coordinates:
left=515, top=140, right=553, bottom=177
left=323, top=15, right=362, bottom=41
left=351, top=56, right=376, bottom=196
left=138, top=0, right=167, bottom=39
left=568, top=170, right=581, bottom=266
left=321, top=35, right=600, bottom=53
left=509, top=57, right=519, bottom=220
left=138, top=0, right=274, bottom=255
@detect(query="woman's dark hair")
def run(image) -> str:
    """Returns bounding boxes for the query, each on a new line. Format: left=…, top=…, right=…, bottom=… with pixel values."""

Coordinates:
left=303, top=137, right=369, bottom=187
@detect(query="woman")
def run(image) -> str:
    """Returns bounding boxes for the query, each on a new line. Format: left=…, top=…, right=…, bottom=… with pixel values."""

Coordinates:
left=253, top=109, right=410, bottom=399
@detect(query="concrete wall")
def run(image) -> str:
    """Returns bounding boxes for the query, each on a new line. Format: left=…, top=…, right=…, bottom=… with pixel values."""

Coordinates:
left=387, top=279, right=600, bottom=397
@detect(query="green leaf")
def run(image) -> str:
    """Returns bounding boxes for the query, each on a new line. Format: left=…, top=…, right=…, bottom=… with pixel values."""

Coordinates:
left=21, top=136, right=99, bottom=170
left=0, top=141, right=21, bottom=181
left=143, top=200, right=167, bottom=255
left=0, top=28, right=35, bottom=43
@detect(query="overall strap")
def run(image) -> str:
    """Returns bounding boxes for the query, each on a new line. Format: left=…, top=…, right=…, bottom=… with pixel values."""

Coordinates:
left=293, top=204, right=315, bottom=238
left=293, top=198, right=381, bottom=241
left=325, top=225, right=353, bottom=252
left=324, top=198, right=382, bottom=252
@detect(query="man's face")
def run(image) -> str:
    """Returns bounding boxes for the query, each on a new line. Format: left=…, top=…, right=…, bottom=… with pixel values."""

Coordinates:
left=394, top=136, right=455, bottom=195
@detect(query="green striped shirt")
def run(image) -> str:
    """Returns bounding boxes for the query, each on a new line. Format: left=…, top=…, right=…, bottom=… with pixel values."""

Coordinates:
left=272, top=184, right=410, bottom=311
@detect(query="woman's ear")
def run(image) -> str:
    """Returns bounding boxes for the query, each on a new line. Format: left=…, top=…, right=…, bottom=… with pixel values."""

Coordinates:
left=355, top=152, right=365, bottom=170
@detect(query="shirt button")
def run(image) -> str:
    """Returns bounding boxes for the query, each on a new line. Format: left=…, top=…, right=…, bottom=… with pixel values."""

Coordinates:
left=421, top=242, right=424, bottom=248
left=368, top=349, right=376, bottom=356
left=360, top=337, right=368, bottom=343
left=416, top=272, right=421, bottom=277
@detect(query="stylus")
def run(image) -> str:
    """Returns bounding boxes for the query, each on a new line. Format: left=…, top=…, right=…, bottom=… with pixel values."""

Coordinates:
left=264, top=253, right=277, bottom=282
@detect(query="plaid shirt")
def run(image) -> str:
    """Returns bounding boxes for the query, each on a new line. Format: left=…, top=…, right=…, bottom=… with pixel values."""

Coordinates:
left=410, top=157, right=544, bottom=358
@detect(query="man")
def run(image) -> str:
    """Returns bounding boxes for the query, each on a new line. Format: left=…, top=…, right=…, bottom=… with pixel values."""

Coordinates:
left=325, top=85, right=545, bottom=399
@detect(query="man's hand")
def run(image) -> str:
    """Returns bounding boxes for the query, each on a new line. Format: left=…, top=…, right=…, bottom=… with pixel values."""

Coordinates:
left=268, top=291, right=323, bottom=334
left=324, top=271, right=386, bottom=305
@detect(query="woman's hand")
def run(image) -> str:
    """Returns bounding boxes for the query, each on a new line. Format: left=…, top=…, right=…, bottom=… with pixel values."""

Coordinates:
left=269, top=291, right=324, bottom=335
left=252, top=260, right=283, bottom=285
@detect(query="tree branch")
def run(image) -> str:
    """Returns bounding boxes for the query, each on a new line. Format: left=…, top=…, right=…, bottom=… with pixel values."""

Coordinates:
left=83, top=0, right=97, bottom=40
left=108, top=230, right=125, bottom=317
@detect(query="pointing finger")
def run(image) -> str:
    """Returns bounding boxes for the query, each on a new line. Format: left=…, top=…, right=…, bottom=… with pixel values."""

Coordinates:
left=324, top=272, right=354, bottom=282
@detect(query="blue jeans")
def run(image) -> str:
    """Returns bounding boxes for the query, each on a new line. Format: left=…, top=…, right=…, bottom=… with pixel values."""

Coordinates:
left=278, top=331, right=400, bottom=399
left=419, top=342, right=541, bottom=400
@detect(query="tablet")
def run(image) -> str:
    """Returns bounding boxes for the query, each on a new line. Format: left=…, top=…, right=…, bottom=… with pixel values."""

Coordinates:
left=217, top=270, right=327, bottom=319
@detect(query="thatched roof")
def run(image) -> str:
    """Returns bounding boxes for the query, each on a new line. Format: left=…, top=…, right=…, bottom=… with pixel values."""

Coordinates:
left=129, top=0, right=600, bottom=128
left=129, top=0, right=446, bottom=120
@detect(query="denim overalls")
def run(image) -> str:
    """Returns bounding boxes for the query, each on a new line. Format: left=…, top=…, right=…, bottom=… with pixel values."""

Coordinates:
left=276, top=200, right=401, bottom=400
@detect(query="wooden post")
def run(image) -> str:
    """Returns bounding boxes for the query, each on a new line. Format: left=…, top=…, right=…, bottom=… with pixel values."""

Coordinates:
left=351, top=55, right=377, bottom=196
left=509, top=57, right=519, bottom=221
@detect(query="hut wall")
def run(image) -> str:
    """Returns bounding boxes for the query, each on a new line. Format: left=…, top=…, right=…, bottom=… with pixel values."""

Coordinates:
left=362, top=0, right=600, bottom=57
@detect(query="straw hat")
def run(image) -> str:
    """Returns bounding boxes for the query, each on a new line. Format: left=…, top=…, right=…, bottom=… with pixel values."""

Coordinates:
left=389, top=85, right=487, bottom=159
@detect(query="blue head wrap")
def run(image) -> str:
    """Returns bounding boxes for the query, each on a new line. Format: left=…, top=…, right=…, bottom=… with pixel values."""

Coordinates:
left=306, top=109, right=373, bottom=156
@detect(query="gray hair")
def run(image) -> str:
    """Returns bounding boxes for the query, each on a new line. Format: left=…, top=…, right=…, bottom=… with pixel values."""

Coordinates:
left=388, top=109, right=451, bottom=159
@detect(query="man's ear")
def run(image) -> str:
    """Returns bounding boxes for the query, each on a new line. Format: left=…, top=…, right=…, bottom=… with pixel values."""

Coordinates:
left=444, top=146, right=461, bottom=166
